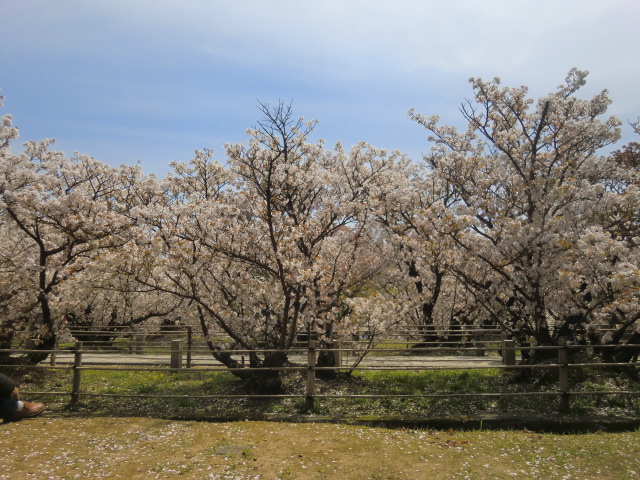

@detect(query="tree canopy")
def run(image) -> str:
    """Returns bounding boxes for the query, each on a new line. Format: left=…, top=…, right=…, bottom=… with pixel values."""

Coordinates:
left=1, top=71, right=638, bottom=381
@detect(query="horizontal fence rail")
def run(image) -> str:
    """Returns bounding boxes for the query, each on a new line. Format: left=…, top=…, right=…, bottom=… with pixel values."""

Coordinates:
left=2, top=330, right=639, bottom=416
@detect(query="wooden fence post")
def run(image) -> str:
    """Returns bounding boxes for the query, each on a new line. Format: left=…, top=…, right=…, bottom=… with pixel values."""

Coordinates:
left=186, top=326, right=193, bottom=368
left=502, top=339, right=516, bottom=366
left=475, top=332, right=484, bottom=356
left=306, top=340, right=317, bottom=410
left=171, top=340, right=183, bottom=371
left=71, top=342, right=83, bottom=404
left=331, top=342, right=342, bottom=370
left=50, top=338, right=58, bottom=366
left=135, top=333, right=145, bottom=355
left=558, top=336, right=570, bottom=413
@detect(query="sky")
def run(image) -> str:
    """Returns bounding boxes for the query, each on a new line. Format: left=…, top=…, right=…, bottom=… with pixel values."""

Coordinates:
left=1, top=0, right=639, bottom=177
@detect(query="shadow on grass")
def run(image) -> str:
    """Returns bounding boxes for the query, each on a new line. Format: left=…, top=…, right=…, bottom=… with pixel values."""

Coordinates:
left=8, top=365, right=639, bottom=422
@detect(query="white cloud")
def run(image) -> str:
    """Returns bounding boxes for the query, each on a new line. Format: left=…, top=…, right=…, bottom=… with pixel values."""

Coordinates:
left=2, top=0, right=638, bottom=174
left=7, top=0, right=637, bottom=83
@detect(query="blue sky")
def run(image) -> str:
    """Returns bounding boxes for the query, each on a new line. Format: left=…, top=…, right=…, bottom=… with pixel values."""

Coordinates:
left=1, top=0, right=638, bottom=176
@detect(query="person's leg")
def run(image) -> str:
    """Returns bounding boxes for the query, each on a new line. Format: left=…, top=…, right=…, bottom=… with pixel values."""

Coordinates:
left=1, top=392, right=44, bottom=422
left=1, top=395, right=19, bottom=422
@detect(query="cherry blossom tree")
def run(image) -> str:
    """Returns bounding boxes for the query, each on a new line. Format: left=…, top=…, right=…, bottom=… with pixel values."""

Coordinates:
left=368, top=154, right=484, bottom=349
left=578, top=140, right=640, bottom=361
left=61, top=163, right=182, bottom=339
left=0, top=101, right=141, bottom=362
left=126, top=102, right=395, bottom=388
left=409, top=69, right=630, bottom=360
left=2, top=69, right=635, bottom=374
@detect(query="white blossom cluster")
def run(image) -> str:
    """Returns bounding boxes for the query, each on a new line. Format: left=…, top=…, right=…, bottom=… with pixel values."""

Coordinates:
left=0, top=71, right=638, bottom=373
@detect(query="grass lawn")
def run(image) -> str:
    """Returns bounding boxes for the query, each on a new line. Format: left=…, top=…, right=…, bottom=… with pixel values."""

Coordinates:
left=1, top=364, right=638, bottom=479
left=7, top=364, right=639, bottom=420
left=1, top=417, right=639, bottom=479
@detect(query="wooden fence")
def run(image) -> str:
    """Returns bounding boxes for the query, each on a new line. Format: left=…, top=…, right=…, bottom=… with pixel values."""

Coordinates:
left=2, top=334, right=639, bottom=415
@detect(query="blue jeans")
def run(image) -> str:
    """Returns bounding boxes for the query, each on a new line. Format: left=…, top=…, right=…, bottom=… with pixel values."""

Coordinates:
left=1, top=396, right=18, bottom=422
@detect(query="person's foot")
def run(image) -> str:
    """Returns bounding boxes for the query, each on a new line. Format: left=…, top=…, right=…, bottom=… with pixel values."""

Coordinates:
left=13, top=402, right=45, bottom=420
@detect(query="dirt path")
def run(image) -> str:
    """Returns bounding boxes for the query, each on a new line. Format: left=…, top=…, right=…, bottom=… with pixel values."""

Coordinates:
left=50, top=351, right=503, bottom=368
